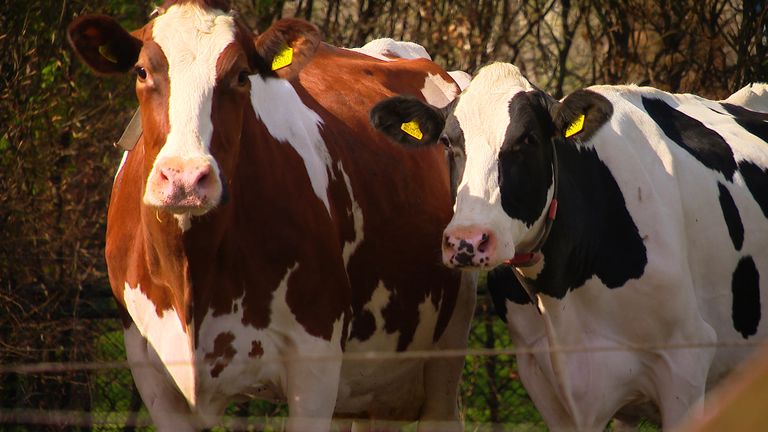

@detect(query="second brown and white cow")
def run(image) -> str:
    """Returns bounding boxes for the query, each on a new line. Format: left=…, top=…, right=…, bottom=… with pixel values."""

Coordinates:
left=68, top=1, right=475, bottom=430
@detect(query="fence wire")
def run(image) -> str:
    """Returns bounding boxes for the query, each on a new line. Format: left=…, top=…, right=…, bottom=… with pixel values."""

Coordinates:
left=0, top=296, right=546, bottom=431
left=2, top=302, right=765, bottom=431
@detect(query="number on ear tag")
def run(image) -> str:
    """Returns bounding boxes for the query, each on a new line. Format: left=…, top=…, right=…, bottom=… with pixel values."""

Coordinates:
left=272, top=45, right=294, bottom=71
left=564, top=114, right=585, bottom=138
left=401, top=120, right=423, bottom=140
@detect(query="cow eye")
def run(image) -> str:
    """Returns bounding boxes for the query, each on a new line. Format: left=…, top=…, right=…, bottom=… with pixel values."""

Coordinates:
left=237, top=70, right=250, bottom=87
left=135, top=66, right=147, bottom=81
left=439, top=135, right=451, bottom=148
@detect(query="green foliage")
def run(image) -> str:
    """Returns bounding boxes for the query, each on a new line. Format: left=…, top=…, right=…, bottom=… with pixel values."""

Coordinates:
left=91, top=329, right=153, bottom=431
left=460, top=274, right=544, bottom=430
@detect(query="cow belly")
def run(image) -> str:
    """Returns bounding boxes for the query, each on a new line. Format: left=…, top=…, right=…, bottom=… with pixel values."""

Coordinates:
left=677, top=180, right=768, bottom=387
left=126, top=266, right=344, bottom=430
left=189, top=263, right=345, bottom=425
left=192, top=287, right=446, bottom=422
left=511, top=328, right=657, bottom=430
left=334, top=282, right=444, bottom=419
left=335, top=358, right=426, bottom=419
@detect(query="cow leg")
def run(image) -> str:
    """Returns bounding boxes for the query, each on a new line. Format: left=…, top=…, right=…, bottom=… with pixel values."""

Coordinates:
left=124, top=324, right=197, bottom=431
left=514, top=351, right=579, bottom=431
left=349, top=420, right=369, bottom=432
left=655, top=346, right=715, bottom=428
left=419, top=271, right=477, bottom=432
left=653, top=320, right=716, bottom=429
left=350, top=419, right=401, bottom=432
left=284, top=343, right=343, bottom=432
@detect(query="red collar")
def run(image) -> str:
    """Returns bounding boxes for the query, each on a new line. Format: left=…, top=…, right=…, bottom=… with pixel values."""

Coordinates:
left=504, top=251, right=542, bottom=267
left=503, top=198, right=558, bottom=267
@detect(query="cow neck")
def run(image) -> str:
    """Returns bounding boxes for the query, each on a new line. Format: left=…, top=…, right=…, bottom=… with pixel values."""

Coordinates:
left=494, top=137, right=584, bottom=422
left=511, top=135, right=647, bottom=300
left=139, top=201, right=194, bottom=327
left=504, top=136, right=560, bottom=268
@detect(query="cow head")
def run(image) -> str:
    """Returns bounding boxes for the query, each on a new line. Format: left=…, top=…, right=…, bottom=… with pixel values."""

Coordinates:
left=371, top=62, right=610, bottom=269
left=68, top=1, right=320, bottom=229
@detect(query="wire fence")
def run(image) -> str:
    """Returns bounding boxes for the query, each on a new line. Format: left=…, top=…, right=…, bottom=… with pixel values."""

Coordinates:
left=0, top=293, right=545, bottom=431
left=2, top=291, right=766, bottom=431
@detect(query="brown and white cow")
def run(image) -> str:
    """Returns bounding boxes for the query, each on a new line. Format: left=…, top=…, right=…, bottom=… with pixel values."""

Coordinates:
left=67, top=1, right=475, bottom=430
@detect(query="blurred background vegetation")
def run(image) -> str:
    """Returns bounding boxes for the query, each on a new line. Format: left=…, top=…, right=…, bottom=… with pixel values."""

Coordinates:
left=0, top=0, right=766, bottom=430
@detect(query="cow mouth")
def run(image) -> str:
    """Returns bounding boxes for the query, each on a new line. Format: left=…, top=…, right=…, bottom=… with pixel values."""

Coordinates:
left=161, top=202, right=216, bottom=216
left=442, top=253, right=497, bottom=270
left=144, top=189, right=220, bottom=216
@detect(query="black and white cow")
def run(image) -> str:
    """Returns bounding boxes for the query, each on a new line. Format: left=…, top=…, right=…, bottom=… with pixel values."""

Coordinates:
left=370, top=62, right=768, bottom=430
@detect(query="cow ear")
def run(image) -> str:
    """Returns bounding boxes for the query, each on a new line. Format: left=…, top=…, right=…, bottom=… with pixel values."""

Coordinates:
left=370, top=96, right=445, bottom=148
left=67, top=14, right=142, bottom=75
left=551, top=89, right=613, bottom=141
left=255, top=19, right=321, bottom=80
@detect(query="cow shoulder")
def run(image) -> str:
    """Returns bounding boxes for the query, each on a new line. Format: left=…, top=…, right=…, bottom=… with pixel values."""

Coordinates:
left=642, top=94, right=738, bottom=180
left=538, top=88, right=648, bottom=297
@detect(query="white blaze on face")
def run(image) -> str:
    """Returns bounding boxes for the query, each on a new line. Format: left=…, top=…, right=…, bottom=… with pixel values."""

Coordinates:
left=448, top=63, right=537, bottom=256
left=144, top=4, right=235, bottom=208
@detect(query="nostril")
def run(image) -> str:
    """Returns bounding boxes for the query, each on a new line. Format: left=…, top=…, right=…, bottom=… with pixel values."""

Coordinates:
left=477, top=233, right=490, bottom=253
left=159, top=168, right=170, bottom=182
left=193, top=166, right=212, bottom=188
left=443, top=235, right=452, bottom=249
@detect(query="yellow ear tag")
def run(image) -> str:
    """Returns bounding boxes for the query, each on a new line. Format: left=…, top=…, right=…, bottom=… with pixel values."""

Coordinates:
left=564, top=114, right=585, bottom=138
left=271, top=45, right=294, bottom=71
left=401, top=120, right=424, bottom=140
left=98, top=44, right=118, bottom=64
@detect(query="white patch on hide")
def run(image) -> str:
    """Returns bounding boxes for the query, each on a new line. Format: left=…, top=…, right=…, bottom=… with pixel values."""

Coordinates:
left=337, top=161, right=364, bottom=267
left=115, top=151, right=129, bottom=181
left=123, top=282, right=196, bottom=407
left=249, top=75, right=333, bottom=213
left=448, top=70, right=472, bottom=91
left=421, top=73, right=459, bottom=108
left=722, top=82, right=768, bottom=113
left=174, top=213, right=191, bottom=232
left=347, top=38, right=431, bottom=61
left=194, top=263, right=344, bottom=421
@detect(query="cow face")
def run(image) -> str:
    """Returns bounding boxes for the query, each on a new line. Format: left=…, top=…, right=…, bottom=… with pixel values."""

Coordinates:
left=68, top=2, right=318, bottom=229
left=371, top=63, right=560, bottom=268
